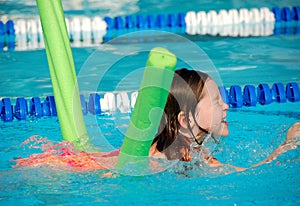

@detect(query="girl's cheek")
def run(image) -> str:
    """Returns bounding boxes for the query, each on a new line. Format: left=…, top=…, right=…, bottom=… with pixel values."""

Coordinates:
left=212, top=106, right=222, bottom=119
left=198, top=111, right=211, bottom=130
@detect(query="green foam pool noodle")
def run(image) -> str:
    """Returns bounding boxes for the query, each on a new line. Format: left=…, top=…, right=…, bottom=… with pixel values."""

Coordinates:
left=116, top=47, right=177, bottom=169
left=36, top=0, right=90, bottom=151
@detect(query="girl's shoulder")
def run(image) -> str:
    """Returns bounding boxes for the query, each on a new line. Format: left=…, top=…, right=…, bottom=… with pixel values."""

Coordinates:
left=149, top=142, right=167, bottom=159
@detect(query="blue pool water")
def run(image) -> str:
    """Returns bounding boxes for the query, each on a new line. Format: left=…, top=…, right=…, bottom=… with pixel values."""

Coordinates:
left=1, top=0, right=300, bottom=205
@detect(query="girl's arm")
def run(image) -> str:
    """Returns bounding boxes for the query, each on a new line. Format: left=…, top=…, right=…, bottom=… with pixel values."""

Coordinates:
left=205, top=122, right=300, bottom=171
left=253, top=122, right=300, bottom=167
left=204, top=155, right=247, bottom=172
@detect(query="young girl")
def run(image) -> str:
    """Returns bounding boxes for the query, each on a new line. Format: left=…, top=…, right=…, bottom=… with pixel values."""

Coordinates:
left=15, top=68, right=300, bottom=172
left=149, top=68, right=300, bottom=171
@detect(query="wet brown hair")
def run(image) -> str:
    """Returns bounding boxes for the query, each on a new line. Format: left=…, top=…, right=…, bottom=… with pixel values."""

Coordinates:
left=151, top=68, right=209, bottom=160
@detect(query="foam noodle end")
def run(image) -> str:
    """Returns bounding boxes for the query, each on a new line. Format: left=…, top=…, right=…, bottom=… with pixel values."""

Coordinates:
left=146, top=47, right=177, bottom=70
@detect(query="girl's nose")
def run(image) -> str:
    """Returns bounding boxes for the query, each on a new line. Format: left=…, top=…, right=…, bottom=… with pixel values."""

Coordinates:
left=223, top=102, right=229, bottom=110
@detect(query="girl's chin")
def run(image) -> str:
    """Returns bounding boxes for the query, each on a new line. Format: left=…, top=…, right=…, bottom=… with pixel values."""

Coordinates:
left=222, top=122, right=229, bottom=136
left=222, top=130, right=229, bottom=136
left=209, top=122, right=229, bottom=137
left=214, top=125, right=229, bottom=137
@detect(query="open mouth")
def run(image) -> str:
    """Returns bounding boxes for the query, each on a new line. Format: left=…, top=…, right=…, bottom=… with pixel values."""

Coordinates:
left=222, top=117, right=228, bottom=126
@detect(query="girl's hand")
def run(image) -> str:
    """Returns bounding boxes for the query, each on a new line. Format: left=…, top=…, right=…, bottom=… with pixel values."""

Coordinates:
left=253, top=122, right=300, bottom=167
left=286, top=122, right=300, bottom=142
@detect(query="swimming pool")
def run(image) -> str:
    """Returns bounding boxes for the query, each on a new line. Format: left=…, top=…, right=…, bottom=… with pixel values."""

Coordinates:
left=1, top=0, right=300, bottom=205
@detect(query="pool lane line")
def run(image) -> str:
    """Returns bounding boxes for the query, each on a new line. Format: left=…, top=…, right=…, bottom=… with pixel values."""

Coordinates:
left=36, top=0, right=92, bottom=151
left=1, top=6, right=300, bottom=51
left=116, top=47, right=177, bottom=172
left=1, top=82, right=300, bottom=122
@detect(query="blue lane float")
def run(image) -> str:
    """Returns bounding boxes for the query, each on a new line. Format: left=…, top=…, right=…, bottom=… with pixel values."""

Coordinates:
left=5, top=20, right=15, bottom=35
left=88, top=93, right=101, bottom=115
left=243, top=85, right=257, bottom=106
left=14, top=97, right=28, bottom=120
left=1, top=98, right=13, bottom=122
left=0, top=21, right=5, bottom=35
left=80, top=94, right=88, bottom=115
left=1, top=82, right=299, bottom=122
left=29, top=97, right=43, bottom=118
left=272, top=83, right=286, bottom=103
left=286, top=82, right=300, bottom=102
left=273, top=6, right=300, bottom=22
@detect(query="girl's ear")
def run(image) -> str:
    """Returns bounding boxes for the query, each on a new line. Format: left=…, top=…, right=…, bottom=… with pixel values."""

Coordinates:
left=177, top=111, right=188, bottom=129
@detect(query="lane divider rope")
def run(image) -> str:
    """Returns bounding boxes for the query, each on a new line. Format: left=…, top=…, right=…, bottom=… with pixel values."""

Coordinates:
left=1, top=82, right=299, bottom=122
left=0, top=6, right=299, bottom=51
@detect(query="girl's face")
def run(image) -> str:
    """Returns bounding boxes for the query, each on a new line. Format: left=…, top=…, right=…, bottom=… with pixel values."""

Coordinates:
left=195, top=78, right=229, bottom=137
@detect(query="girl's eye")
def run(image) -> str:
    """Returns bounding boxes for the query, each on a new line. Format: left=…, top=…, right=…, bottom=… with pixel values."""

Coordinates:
left=215, top=96, right=220, bottom=104
left=215, top=96, right=222, bottom=105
